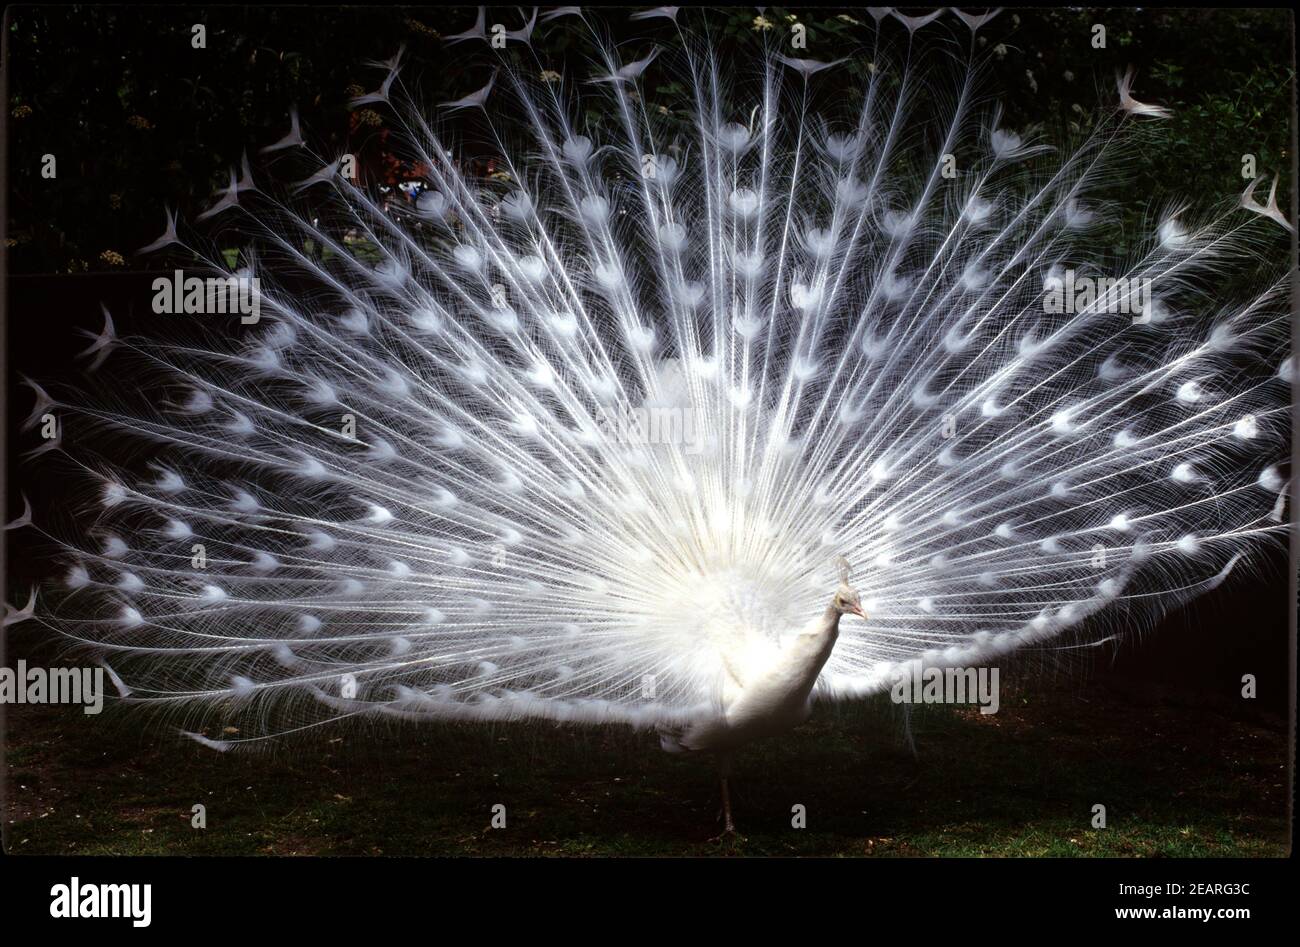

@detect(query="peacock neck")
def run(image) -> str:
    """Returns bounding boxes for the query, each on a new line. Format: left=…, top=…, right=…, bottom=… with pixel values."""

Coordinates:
left=809, top=605, right=843, bottom=661
left=821, top=604, right=843, bottom=634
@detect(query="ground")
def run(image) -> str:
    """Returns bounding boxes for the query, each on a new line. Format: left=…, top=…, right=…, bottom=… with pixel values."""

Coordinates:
left=2, top=680, right=1289, bottom=857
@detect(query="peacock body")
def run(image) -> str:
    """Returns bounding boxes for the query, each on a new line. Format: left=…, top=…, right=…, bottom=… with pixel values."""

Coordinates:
left=14, top=8, right=1292, bottom=774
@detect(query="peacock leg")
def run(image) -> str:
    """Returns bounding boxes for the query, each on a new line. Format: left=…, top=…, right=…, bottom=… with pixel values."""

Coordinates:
left=712, top=751, right=737, bottom=837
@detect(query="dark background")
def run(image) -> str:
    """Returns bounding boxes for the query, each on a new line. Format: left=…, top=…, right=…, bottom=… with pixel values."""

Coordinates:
left=4, top=6, right=1292, bottom=276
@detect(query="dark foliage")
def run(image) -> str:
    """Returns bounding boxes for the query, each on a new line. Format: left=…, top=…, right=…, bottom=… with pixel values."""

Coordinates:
left=5, top=7, right=1292, bottom=275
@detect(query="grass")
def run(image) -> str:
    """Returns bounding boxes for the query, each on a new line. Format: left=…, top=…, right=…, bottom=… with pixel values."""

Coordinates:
left=3, top=680, right=1289, bottom=857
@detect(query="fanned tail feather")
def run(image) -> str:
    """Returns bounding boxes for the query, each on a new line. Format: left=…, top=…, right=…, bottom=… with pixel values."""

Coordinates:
left=19, top=9, right=1289, bottom=745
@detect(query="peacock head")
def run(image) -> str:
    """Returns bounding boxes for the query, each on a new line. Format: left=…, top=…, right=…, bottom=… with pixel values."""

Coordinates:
left=831, top=556, right=869, bottom=621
